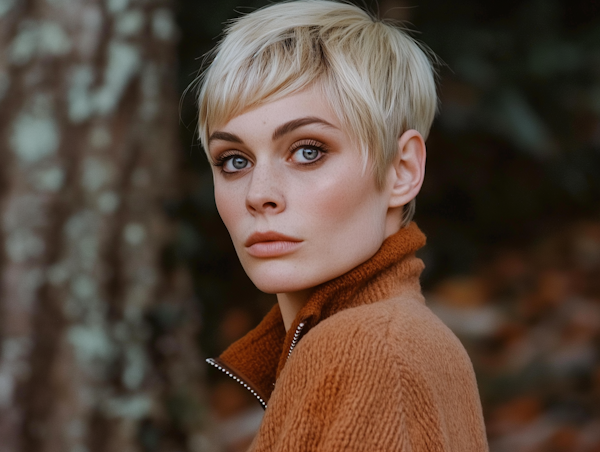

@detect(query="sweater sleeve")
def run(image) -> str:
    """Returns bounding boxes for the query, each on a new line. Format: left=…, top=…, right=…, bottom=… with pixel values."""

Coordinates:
left=250, top=301, right=488, bottom=452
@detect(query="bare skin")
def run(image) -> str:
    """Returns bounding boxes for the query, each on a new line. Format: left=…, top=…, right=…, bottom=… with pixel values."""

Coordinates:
left=208, top=87, right=426, bottom=330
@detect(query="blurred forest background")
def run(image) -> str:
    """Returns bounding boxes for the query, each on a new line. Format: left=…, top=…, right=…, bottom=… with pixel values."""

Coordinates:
left=0, top=0, right=599, bottom=451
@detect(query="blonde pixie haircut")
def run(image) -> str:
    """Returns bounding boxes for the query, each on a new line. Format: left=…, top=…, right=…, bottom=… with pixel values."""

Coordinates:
left=197, top=0, right=437, bottom=226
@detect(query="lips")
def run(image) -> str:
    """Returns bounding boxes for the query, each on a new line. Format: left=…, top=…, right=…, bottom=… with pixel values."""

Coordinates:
left=245, top=231, right=302, bottom=258
left=245, top=231, right=301, bottom=247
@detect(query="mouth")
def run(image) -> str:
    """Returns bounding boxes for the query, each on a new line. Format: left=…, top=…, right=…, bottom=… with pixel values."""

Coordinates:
left=244, top=231, right=303, bottom=258
left=245, top=231, right=301, bottom=247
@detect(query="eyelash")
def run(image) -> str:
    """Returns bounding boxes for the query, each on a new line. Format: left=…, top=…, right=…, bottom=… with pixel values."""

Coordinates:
left=288, top=139, right=328, bottom=165
left=213, top=151, right=242, bottom=168
left=213, top=139, right=329, bottom=174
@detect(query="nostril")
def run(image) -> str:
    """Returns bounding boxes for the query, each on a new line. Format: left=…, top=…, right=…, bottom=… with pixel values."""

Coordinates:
left=264, top=202, right=277, bottom=209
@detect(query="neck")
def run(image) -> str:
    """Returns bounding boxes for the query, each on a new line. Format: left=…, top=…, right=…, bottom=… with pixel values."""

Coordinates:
left=277, top=289, right=313, bottom=331
left=384, top=206, right=403, bottom=238
left=276, top=209, right=403, bottom=332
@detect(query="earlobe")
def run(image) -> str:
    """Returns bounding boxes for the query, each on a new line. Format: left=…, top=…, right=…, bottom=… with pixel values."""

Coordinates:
left=388, top=130, right=426, bottom=208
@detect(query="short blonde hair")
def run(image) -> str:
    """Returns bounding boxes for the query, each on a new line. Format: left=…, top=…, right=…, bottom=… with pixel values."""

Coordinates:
left=197, top=0, right=437, bottom=226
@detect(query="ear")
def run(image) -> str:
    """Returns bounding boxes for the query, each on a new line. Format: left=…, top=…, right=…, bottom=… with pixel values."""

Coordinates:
left=387, top=129, right=426, bottom=208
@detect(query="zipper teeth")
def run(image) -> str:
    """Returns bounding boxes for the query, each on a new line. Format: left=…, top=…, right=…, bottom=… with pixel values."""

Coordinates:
left=207, top=321, right=306, bottom=409
left=287, top=322, right=306, bottom=360
left=206, top=358, right=267, bottom=409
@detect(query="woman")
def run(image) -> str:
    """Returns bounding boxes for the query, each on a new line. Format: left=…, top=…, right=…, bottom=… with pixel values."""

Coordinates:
left=197, top=1, right=488, bottom=450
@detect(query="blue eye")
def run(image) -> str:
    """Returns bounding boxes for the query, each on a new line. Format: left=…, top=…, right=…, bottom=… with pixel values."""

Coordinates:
left=232, top=157, right=248, bottom=169
left=291, top=144, right=324, bottom=163
left=222, top=155, right=251, bottom=173
left=300, top=148, right=319, bottom=161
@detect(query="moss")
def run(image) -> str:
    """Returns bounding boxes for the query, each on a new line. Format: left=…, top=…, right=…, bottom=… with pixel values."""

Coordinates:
left=97, top=191, right=120, bottom=214
left=67, top=65, right=94, bottom=123
left=5, top=230, right=45, bottom=262
left=10, top=98, right=59, bottom=164
left=0, top=337, right=33, bottom=408
left=0, top=372, right=15, bottom=408
left=94, top=41, right=141, bottom=115
left=81, top=157, right=115, bottom=192
left=139, top=63, right=159, bottom=120
left=70, top=274, right=97, bottom=300
left=39, top=22, right=72, bottom=56
left=68, top=41, right=141, bottom=122
left=123, top=223, right=146, bottom=246
left=68, top=324, right=115, bottom=365
left=102, top=395, right=152, bottom=419
left=0, top=0, right=15, bottom=18
left=9, top=20, right=38, bottom=64
left=31, top=167, right=65, bottom=192
left=62, top=209, right=103, bottom=274
left=115, top=9, right=144, bottom=37
left=64, top=211, right=97, bottom=242
left=152, top=8, right=175, bottom=41
left=9, top=20, right=71, bottom=65
left=122, top=345, right=147, bottom=390
left=107, top=0, right=128, bottom=14
left=78, top=236, right=99, bottom=270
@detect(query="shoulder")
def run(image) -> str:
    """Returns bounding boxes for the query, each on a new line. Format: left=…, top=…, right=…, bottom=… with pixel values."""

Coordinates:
left=271, top=297, right=488, bottom=452
left=293, top=295, right=476, bottom=382
left=304, top=295, right=467, bottom=357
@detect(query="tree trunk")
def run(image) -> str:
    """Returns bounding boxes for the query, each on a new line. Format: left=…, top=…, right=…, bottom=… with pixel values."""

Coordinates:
left=0, top=0, right=210, bottom=451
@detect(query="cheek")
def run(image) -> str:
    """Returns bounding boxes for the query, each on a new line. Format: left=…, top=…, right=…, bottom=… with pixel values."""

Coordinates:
left=303, top=171, right=383, bottom=228
left=214, top=182, right=243, bottom=234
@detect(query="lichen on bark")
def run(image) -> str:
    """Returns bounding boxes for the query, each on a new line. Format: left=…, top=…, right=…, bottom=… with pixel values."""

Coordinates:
left=0, top=0, right=211, bottom=450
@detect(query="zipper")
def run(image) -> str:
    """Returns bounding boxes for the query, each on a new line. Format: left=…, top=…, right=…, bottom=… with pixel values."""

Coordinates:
left=287, top=322, right=306, bottom=360
left=206, top=358, right=267, bottom=409
left=206, top=321, right=307, bottom=411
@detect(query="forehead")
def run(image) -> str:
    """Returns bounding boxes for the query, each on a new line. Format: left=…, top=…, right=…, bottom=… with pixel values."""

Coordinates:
left=212, top=85, right=342, bottom=134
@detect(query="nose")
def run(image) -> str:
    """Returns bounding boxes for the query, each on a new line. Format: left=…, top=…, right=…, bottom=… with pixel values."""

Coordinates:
left=245, top=163, right=285, bottom=215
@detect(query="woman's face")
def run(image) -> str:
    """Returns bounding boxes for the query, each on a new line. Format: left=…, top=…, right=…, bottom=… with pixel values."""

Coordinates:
left=208, top=87, right=399, bottom=295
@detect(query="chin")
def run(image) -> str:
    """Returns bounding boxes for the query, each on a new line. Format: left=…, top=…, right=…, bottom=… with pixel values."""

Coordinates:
left=251, top=277, right=312, bottom=295
left=245, top=266, right=318, bottom=295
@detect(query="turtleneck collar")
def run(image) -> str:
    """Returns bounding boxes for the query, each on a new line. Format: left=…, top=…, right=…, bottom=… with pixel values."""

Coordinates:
left=212, top=222, right=427, bottom=405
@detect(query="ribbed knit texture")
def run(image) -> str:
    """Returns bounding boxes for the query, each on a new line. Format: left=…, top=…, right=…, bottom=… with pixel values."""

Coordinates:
left=215, top=223, right=488, bottom=451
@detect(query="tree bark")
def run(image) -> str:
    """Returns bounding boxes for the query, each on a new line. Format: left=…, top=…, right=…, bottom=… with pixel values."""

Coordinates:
left=0, top=0, right=210, bottom=451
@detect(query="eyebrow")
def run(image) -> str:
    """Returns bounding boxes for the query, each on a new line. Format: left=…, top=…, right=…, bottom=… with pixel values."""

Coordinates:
left=208, top=116, right=337, bottom=145
left=208, top=131, right=243, bottom=144
left=271, top=116, right=337, bottom=140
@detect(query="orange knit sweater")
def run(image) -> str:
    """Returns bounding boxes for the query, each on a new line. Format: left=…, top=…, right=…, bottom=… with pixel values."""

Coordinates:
left=208, top=223, right=489, bottom=451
